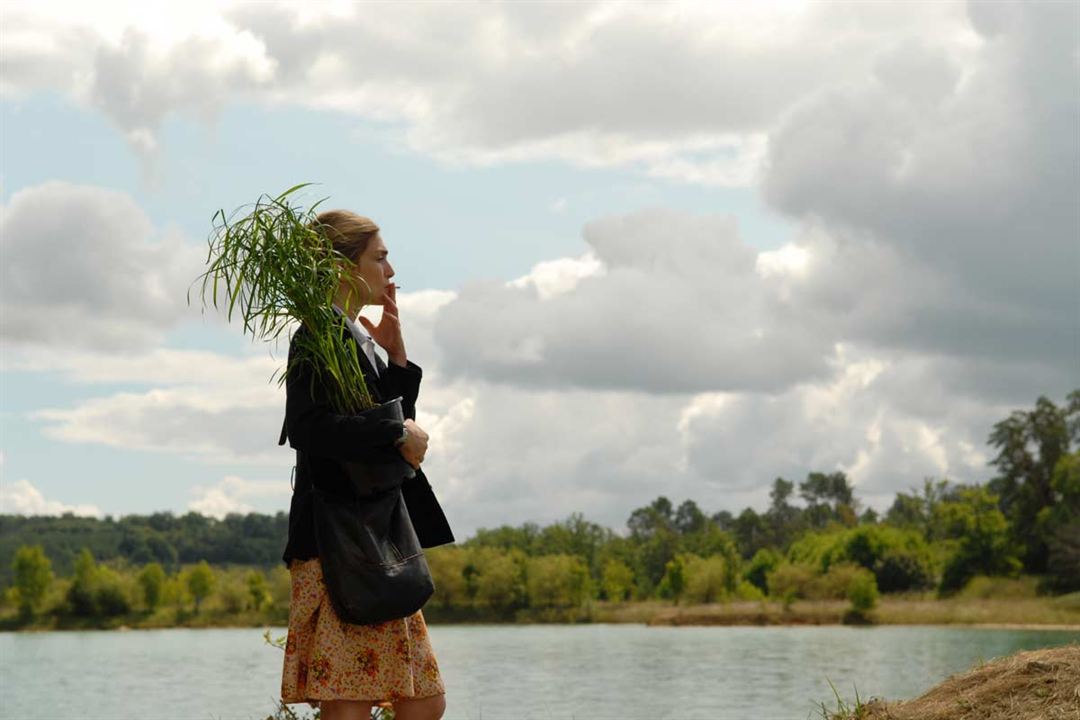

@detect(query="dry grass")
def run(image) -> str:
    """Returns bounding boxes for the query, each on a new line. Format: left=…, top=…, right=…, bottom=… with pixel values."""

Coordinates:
left=594, top=596, right=1080, bottom=628
left=836, top=644, right=1080, bottom=720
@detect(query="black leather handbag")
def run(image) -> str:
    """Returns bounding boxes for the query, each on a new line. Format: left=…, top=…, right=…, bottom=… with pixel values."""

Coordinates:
left=310, top=396, right=435, bottom=625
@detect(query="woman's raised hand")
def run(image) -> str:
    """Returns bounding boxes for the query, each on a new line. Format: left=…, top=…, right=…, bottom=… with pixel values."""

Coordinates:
left=357, top=283, right=407, bottom=366
left=398, top=418, right=429, bottom=469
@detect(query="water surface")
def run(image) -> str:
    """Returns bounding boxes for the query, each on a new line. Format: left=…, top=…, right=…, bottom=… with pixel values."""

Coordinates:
left=1, top=624, right=1076, bottom=719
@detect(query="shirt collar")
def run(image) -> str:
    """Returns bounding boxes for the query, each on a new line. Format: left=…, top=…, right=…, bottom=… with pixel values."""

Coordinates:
left=331, top=303, right=373, bottom=344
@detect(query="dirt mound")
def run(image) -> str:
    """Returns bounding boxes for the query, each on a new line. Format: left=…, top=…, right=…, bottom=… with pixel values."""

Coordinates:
left=853, top=644, right=1079, bottom=720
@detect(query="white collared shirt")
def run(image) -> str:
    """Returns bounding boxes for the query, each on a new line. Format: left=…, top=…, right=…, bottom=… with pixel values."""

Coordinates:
left=331, top=303, right=380, bottom=377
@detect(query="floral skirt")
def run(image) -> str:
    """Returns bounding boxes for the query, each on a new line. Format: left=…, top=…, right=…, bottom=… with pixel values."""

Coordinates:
left=280, top=557, right=445, bottom=708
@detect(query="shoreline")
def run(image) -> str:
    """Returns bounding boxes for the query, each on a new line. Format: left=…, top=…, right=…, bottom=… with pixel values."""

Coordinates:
left=4, top=597, right=1078, bottom=633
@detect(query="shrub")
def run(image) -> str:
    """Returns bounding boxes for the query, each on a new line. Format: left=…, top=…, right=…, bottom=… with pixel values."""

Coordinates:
left=874, top=548, right=934, bottom=593
left=743, top=548, right=782, bottom=595
left=847, top=568, right=879, bottom=613
left=683, top=556, right=728, bottom=604
left=766, top=563, right=816, bottom=600
left=600, top=559, right=634, bottom=602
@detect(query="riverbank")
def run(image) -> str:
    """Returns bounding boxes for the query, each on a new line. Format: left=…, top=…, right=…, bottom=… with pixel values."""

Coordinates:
left=4, top=594, right=1078, bottom=631
left=619, top=595, right=1080, bottom=629
left=822, top=643, right=1080, bottom=719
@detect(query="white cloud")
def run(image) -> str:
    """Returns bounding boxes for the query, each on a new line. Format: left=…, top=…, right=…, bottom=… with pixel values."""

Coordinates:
left=188, top=474, right=291, bottom=519
left=0, top=0, right=975, bottom=185
left=0, top=478, right=102, bottom=517
left=0, top=181, right=206, bottom=353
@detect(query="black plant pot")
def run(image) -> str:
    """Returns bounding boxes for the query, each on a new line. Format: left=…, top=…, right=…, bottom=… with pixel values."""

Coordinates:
left=341, top=395, right=417, bottom=499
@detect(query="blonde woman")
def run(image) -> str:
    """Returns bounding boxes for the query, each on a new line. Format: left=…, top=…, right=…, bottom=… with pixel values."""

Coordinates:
left=278, top=211, right=454, bottom=720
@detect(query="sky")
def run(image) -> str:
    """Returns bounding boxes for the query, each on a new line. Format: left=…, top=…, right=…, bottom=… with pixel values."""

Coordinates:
left=0, top=0, right=1076, bottom=538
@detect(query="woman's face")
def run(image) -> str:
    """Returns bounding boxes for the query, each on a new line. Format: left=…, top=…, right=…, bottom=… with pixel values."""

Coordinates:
left=340, top=232, right=395, bottom=308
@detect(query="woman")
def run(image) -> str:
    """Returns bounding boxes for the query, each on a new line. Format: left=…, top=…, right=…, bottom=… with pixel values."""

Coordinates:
left=278, top=210, right=454, bottom=720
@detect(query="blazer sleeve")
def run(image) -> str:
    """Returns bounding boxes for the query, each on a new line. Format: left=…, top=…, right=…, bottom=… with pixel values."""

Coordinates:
left=280, top=328, right=405, bottom=461
left=379, top=359, right=422, bottom=420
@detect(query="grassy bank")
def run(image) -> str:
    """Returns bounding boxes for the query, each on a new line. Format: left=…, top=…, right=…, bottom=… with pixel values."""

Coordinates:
left=610, top=594, right=1080, bottom=628
left=819, top=644, right=1080, bottom=720
left=4, top=593, right=1078, bottom=631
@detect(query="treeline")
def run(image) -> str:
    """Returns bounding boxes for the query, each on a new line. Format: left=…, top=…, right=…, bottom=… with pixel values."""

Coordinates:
left=2, top=391, right=1076, bottom=625
left=4, top=546, right=292, bottom=626
left=0, top=511, right=290, bottom=586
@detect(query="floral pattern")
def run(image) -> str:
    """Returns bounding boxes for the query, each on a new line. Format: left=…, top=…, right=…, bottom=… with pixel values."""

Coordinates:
left=281, top=557, right=445, bottom=709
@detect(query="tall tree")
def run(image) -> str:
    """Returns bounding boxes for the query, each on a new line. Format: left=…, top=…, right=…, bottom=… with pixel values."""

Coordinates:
left=674, top=500, right=707, bottom=535
left=11, top=545, right=53, bottom=619
left=987, top=392, right=1077, bottom=572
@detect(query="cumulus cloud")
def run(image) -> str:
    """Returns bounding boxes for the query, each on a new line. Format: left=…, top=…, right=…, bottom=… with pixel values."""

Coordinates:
left=0, top=181, right=205, bottom=352
left=2, top=1, right=1075, bottom=532
left=188, top=474, right=291, bottom=519
left=754, top=1, right=1079, bottom=405
left=0, top=478, right=103, bottom=517
left=0, top=1, right=973, bottom=185
left=17, top=289, right=457, bottom=469
left=435, top=208, right=835, bottom=394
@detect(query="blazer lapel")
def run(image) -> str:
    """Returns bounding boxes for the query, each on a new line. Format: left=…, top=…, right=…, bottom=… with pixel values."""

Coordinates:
left=350, top=333, right=384, bottom=403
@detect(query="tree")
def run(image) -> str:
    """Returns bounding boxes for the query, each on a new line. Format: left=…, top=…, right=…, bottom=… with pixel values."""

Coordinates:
left=674, top=500, right=707, bottom=535
left=1040, top=450, right=1080, bottom=592
left=185, top=561, right=216, bottom=614
left=938, top=486, right=1022, bottom=593
left=847, top=568, right=879, bottom=614
left=67, top=548, right=99, bottom=616
left=137, top=563, right=166, bottom=611
left=987, top=392, right=1077, bottom=572
left=743, top=548, right=782, bottom=595
left=683, top=555, right=728, bottom=604
left=427, top=546, right=469, bottom=609
left=800, top=471, right=856, bottom=528
left=732, top=507, right=767, bottom=559
left=657, top=555, right=686, bottom=604
left=470, top=548, right=525, bottom=612
left=525, top=555, right=591, bottom=609
left=765, top=478, right=803, bottom=549
left=627, top=497, right=675, bottom=540
left=11, top=545, right=53, bottom=619
left=246, top=570, right=270, bottom=611
left=600, top=559, right=634, bottom=602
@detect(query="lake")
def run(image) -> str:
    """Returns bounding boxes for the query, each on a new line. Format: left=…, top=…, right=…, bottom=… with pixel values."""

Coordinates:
left=1, top=624, right=1077, bottom=719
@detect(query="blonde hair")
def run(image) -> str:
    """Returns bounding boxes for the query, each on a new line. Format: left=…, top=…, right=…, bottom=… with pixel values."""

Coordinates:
left=310, top=210, right=380, bottom=264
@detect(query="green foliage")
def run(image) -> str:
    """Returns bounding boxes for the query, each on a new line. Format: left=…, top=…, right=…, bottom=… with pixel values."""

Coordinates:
left=427, top=546, right=469, bottom=609
left=64, top=548, right=132, bottom=617
left=194, top=183, right=377, bottom=413
left=1039, top=450, right=1080, bottom=592
left=846, top=569, right=879, bottom=613
left=0, top=510, right=290, bottom=587
left=246, top=570, right=271, bottom=611
left=600, top=559, right=634, bottom=602
left=682, top=555, right=728, bottom=604
left=987, top=391, right=1078, bottom=573
left=766, top=563, right=817, bottom=600
left=937, top=486, right=1022, bottom=594
left=525, top=555, right=591, bottom=609
left=470, top=548, right=526, bottom=612
left=743, top=548, right=782, bottom=594
left=185, top=561, right=216, bottom=614
left=11, top=545, right=53, bottom=618
left=137, top=563, right=166, bottom=611
left=656, top=554, right=687, bottom=604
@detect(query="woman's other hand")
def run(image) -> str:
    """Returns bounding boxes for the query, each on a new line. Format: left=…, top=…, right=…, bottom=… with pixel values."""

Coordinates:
left=398, top=418, right=429, bottom=468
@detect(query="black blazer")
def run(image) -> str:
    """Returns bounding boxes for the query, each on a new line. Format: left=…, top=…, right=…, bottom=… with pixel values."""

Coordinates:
left=278, top=321, right=455, bottom=566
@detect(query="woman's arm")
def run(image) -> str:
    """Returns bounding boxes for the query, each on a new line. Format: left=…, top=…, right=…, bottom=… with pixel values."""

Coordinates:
left=283, top=329, right=405, bottom=462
